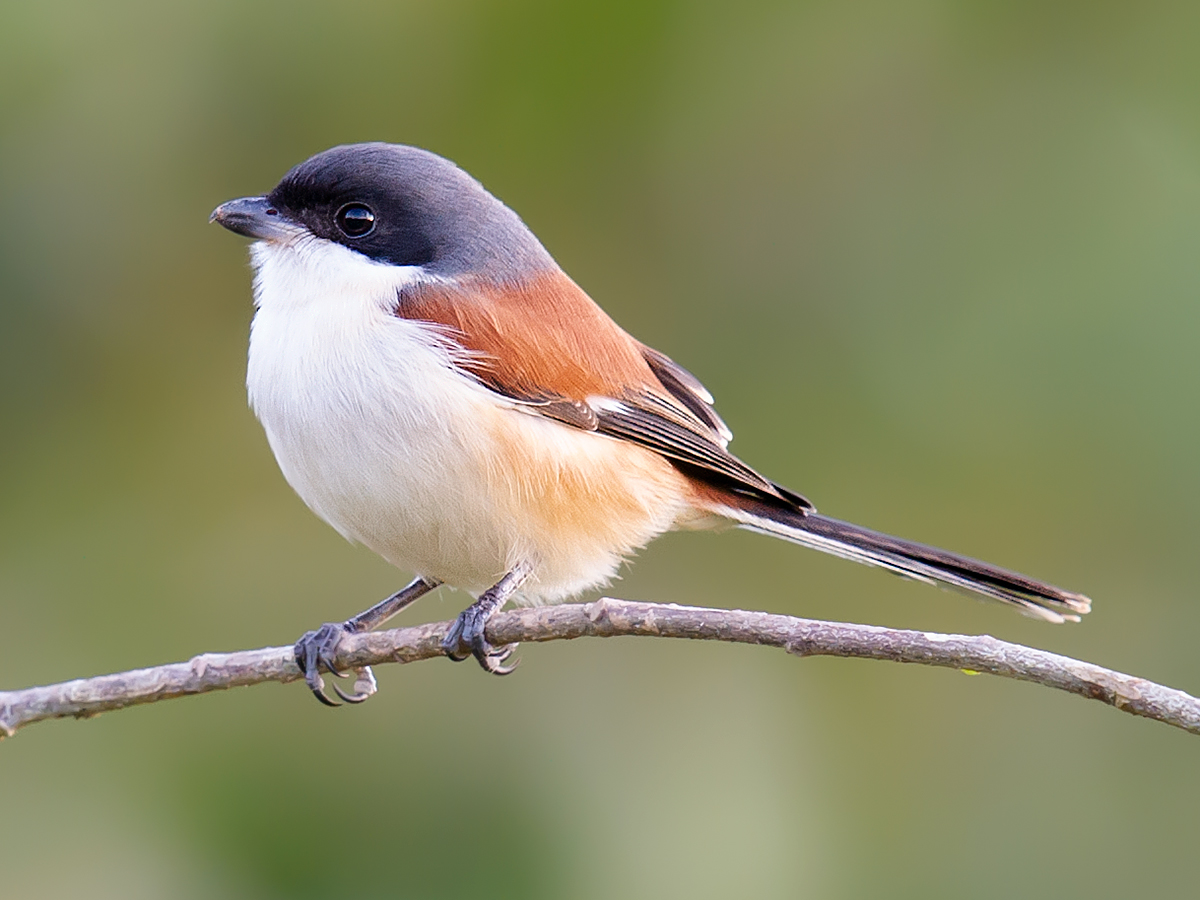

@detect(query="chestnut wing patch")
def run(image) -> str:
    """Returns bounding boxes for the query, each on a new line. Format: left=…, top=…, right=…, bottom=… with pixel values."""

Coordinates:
left=394, top=273, right=810, bottom=509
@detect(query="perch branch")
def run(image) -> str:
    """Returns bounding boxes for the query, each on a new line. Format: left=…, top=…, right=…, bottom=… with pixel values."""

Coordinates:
left=2, top=598, right=1197, bottom=739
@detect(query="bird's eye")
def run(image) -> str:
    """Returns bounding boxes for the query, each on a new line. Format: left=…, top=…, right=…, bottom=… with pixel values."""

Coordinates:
left=335, top=203, right=376, bottom=237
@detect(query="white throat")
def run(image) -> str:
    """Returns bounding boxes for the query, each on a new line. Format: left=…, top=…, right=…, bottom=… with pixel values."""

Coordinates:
left=249, top=234, right=428, bottom=316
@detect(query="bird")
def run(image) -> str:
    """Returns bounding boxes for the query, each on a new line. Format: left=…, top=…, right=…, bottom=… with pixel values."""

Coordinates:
left=211, top=142, right=1091, bottom=705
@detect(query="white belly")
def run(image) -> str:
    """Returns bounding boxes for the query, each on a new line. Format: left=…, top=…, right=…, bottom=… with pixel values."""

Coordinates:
left=245, top=240, right=692, bottom=603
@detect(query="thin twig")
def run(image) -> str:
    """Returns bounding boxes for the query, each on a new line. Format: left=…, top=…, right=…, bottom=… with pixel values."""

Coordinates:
left=2, top=598, right=1197, bottom=739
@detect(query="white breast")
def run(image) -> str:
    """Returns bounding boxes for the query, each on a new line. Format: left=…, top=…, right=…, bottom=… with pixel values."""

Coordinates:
left=246, top=237, right=693, bottom=603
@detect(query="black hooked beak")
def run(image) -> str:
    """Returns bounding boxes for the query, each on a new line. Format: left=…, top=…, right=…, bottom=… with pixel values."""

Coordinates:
left=210, top=196, right=298, bottom=240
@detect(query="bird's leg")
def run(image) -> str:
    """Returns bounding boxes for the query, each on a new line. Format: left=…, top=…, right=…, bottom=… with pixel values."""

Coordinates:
left=441, top=562, right=532, bottom=675
left=295, top=576, right=440, bottom=706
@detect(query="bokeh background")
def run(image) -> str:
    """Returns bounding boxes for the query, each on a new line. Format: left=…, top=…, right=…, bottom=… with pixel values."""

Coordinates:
left=2, top=1, right=1198, bottom=897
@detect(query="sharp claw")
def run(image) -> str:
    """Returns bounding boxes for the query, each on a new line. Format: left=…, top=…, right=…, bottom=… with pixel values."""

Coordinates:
left=332, top=666, right=377, bottom=703
left=443, top=595, right=523, bottom=675
left=331, top=683, right=370, bottom=703
left=471, top=639, right=519, bottom=675
left=311, top=687, right=342, bottom=707
left=296, top=623, right=362, bottom=706
left=306, top=671, right=341, bottom=707
left=491, top=658, right=519, bottom=675
left=480, top=651, right=519, bottom=675
left=492, top=645, right=514, bottom=664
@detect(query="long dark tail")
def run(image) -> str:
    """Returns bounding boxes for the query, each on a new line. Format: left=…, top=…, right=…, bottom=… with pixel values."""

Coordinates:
left=715, top=496, right=1091, bottom=623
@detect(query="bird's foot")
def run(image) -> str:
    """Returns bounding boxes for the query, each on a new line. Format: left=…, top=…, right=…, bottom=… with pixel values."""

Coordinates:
left=441, top=605, right=519, bottom=675
left=293, top=622, right=378, bottom=706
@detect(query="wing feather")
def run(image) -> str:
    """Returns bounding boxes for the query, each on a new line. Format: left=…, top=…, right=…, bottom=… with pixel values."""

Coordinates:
left=393, top=273, right=809, bottom=509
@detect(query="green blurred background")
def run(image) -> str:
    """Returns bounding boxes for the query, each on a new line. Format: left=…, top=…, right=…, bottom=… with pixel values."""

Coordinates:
left=1, top=1, right=1197, bottom=896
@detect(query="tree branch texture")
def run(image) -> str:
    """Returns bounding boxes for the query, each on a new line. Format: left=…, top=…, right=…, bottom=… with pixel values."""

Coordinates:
left=2, top=598, right=1198, bottom=739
